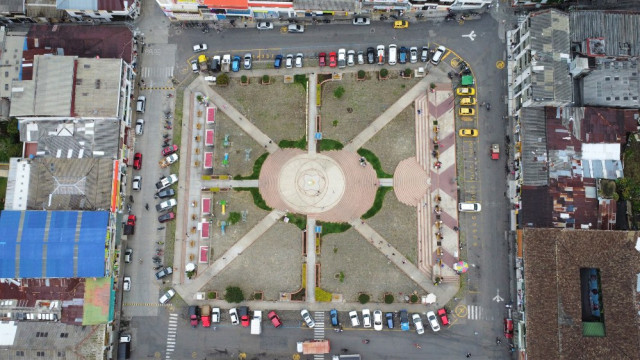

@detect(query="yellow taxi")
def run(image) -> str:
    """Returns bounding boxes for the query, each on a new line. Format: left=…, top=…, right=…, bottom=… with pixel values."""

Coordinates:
left=456, top=87, right=476, bottom=96
left=458, top=129, right=478, bottom=137
left=459, top=107, right=475, bottom=116
left=393, top=20, right=409, bottom=29
left=460, top=97, right=477, bottom=105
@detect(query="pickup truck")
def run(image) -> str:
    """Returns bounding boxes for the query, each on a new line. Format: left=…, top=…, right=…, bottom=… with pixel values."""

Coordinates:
left=155, top=174, right=178, bottom=191
left=155, top=266, right=173, bottom=279
left=251, top=310, right=262, bottom=335
left=198, top=54, right=208, bottom=71
left=222, top=54, right=231, bottom=72
left=123, top=214, right=136, bottom=235
left=338, top=48, right=346, bottom=68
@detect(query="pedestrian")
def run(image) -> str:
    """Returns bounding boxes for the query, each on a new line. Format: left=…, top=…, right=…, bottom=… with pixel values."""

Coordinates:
left=392, top=253, right=395, bottom=256
left=417, top=109, right=421, bottom=115
left=466, top=353, right=471, bottom=358
left=402, top=260, right=406, bottom=264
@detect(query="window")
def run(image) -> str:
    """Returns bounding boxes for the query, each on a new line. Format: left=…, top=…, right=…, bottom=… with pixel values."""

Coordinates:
left=58, top=351, right=66, bottom=357
left=16, top=351, right=24, bottom=356
left=60, top=333, right=69, bottom=338
left=37, top=352, right=45, bottom=357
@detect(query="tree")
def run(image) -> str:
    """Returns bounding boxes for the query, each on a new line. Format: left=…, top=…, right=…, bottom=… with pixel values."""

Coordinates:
left=240, top=75, right=248, bottom=83
left=404, top=68, right=412, bottom=77
left=333, top=86, right=345, bottom=99
left=262, top=74, right=270, bottom=84
left=384, top=293, right=394, bottom=304
left=358, top=293, right=370, bottom=304
left=224, top=286, right=245, bottom=303
left=217, top=73, right=229, bottom=86
left=6, top=117, right=19, bottom=138
left=357, top=70, right=365, bottom=79
left=380, top=68, right=388, bottom=78
left=228, top=211, right=241, bottom=225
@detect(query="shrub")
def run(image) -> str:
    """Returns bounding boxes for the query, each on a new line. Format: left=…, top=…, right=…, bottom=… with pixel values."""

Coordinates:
left=430, top=82, right=437, bottom=89
left=279, top=136, right=307, bottom=149
left=317, top=221, right=351, bottom=234
left=333, top=86, right=345, bottom=99
left=318, top=139, right=344, bottom=151
left=207, top=291, right=216, bottom=299
left=339, top=271, right=345, bottom=283
left=224, top=286, right=245, bottom=303
left=410, top=294, right=419, bottom=303
left=262, top=74, right=270, bottom=84
left=380, top=68, right=389, bottom=78
left=240, top=75, right=248, bottom=83
left=235, top=187, right=271, bottom=210
left=404, top=68, right=412, bottom=77
left=384, top=293, right=394, bottom=304
left=358, top=293, right=370, bottom=304
left=287, top=213, right=307, bottom=230
left=196, top=95, right=203, bottom=102
left=253, top=292, right=263, bottom=300
left=217, top=73, right=229, bottom=85
left=332, top=120, right=338, bottom=127
left=228, top=212, right=241, bottom=225
left=234, top=152, right=268, bottom=180
left=357, top=70, right=366, bottom=79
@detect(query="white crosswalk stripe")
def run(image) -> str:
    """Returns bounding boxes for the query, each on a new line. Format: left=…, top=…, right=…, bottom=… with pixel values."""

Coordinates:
left=467, top=305, right=483, bottom=320
left=313, top=311, right=325, bottom=342
left=166, top=313, right=178, bottom=359
left=141, top=66, right=174, bottom=79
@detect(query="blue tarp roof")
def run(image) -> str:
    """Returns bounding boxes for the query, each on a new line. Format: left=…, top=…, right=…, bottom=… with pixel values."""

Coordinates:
left=0, top=210, right=108, bottom=278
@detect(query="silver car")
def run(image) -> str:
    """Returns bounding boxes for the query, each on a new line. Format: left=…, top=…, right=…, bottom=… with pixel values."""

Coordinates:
left=409, top=47, right=418, bottom=64
left=352, top=17, right=370, bottom=25
left=243, top=53, right=252, bottom=70
left=301, top=309, right=315, bottom=328
left=287, top=24, right=304, bottom=33
left=295, top=53, right=303, bottom=68
left=285, top=54, right=294, bottom=69
left=347, top=50, right=355, bottom=66
left=256, top=21, right=273, bottom=30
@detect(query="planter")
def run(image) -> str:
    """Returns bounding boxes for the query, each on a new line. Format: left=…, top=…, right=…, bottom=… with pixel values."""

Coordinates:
left=252, top=291, right=264, bottom=300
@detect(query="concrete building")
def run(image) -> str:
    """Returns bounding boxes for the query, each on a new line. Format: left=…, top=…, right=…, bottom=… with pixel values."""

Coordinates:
left=0, top=0, right=139, bottom=24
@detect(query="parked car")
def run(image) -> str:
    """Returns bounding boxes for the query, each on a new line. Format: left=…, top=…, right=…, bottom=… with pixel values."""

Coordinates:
left=460, top=97, right=477, bottom=105
left=459, top=107, right=476, bottom=116
left=124, top=248, right=133, bottom=263
left=190, top=59, right=198, bottom=72
left=338, top=48, right=346, bottom=68
left=156, top=198, right=177, bottom=212
left=212, top=307, right=221, bottom=323
left=459, top=129, right=478, bottom=137
left=352, top=16, right=370, bottom=25
left=211, top=55, right=221, bottom=72
left=366, top=47, right=375, bottom=64
left=285, top=54, right=294, bottom=69
left=421, top=46, right=430, bottom=62
left=123, top=276, right=131, bottom=292
left=136, top=96, right=145, bottom=113
left=373, top=310, right=383, bottom=331
left=193, top=44, right=208, bottom=53
left=231, top=56, right=241, bottom=72
left=431, top=45, right=446, bottom=65
left=376, top=45, right=385, bottom=65
left=349, top=310, right=360, bottom=327
left=156, top=188, right=175, bottom=199
left=412, top=313, right=425, bottom=334
left=155, top=266, right=173, bottom=280
left=164, top=153, right=179, bottom=164
left=287, top=24, right=304, bottom=33
left=133, top=153, right=142, bottom=170
left=438, top=308, right=450, bottom=326
left=457, top=87, right=476, bottom=96
left=459, top=202, right=482, bottom=212
left=409, top=47, right=418, bottom=63
left=347, top=50, right=355, bottom=66
left=239, top=306, right=250, bottom=327
left=426, top=311, right=441, bottom=332
left=357, top=50, right=364, bottom=65
left=274, top=54, right=283, bottom=69
left=158, top=212, right=175, bottom=223
left=399, top=46, right=408, bottom=64
left=362, top=309, right=372, bottom=328
left=159, top=289, right=176, bottom=304
left=393, top=20, right=409, bottom=28
left=295, top=53, right=303, bottom=68
left=330, top=309, right=339, bottom=327
left=243, top=53, right=252, bottom=70
left=388, top=44, right=397, bottom=65
left=229, top=308, right=240, bottom=325
left=201, top=305, right=212, bottom=327
left=385, top=312, right=394, bottom=329
left=256, top=21, right=273, bottom=30
left=135, top=119, right=144, bottom=135
left=504, top=318, right=514, bottom=338
left=162, top=144, right=179, bottom=156
left=132, top=176, right=141, bottom=191
left=301, top=309, right=315, bottom=328
left=399, top=310, right=410, bottom=331
left=318, top=52, right=326, bottom=67
left=329, top=52, right=337, bottom=68
left=189, top=306, right=200, bottom=327
left=155, top=174, right=178, bottom=191
left=268, top=311, right=282, bottom=328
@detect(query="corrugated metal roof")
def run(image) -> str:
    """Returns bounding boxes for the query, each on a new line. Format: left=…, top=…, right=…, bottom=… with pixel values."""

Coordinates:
left=34, top=55, right=74, bottom=116
left=74, top=58, right=122, bottom=118
left=56, top=0, right=97, bottom=11
left=570, top=10, right=640, bottom=57
left=0, top=0, right=24, bottom=13
left=9, top=80, right=37, bottom=117
left=528, top=9, right=572, bottom=103
left=521, top=107, right=549, bottom=186
left=97, top=0, right=125, bottom=11
left=582, top=57, right=640, bottom=108
left=293, top=0, right=355, bottom=11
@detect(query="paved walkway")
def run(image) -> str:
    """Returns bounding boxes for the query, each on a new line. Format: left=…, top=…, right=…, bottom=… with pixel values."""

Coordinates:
left=378, top=178, right=393, bottom=187
left=307, top=73, right=318, bottom=155
left=176, top=209, right=285, bottom=295
left=201, top=179, right=259, bottom=188
left=306, top=218, right=317, bottom=303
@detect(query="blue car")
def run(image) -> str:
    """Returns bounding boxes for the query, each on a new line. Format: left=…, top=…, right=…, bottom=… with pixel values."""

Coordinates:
left=399, top=47, right=408, bottom=64
left=274, top=54, right=283, bottom=69
left=399, top=310, right=409, bottom=331
left=330, top=309, right=339, bottom=327
left=231, top=56, right=241, bottom=72
left=385, top=312, right=394, bottom=329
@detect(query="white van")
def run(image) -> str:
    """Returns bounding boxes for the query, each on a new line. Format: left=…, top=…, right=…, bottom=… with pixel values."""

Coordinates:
left=251, top=310, right=262, bottom=335
left=431, top=46, right=446, bottom=65
left=458, top=202, right=481, bottom=212
left=388, top=44, right=397, bottom=66
left=136, top=96, right=146, bottom=113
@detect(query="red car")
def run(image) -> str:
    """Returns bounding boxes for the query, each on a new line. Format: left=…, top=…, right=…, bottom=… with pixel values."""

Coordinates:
left=504, top=318, right=514, bottom=339
left=162, top=144, right=179, bottom=156
left=437, top=308, right=449, bottom=326
left=329, top=52, right=337, bottom=68
left=126, top=215, right=136, bottom=226
left=318, top=52, right=326, bottom=67
left=133, top=152, right=142, bottom=170
left=158, top=212, right=175, bottom=223
left=239, top=306, right=250, bottom=327
left=268, top=311, right=282, bottom=328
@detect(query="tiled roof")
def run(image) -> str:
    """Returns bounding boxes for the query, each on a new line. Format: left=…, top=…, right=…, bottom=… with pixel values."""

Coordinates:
left=521, top=185, right=553, bottom=228
left=523, top=228, right=640, bottom=359
left=570, top=10, right=640, bottom=57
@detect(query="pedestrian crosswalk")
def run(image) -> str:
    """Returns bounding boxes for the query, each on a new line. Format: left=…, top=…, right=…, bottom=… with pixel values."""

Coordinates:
left=140, top=66, right=174, bottom=79
left=166, top=313, right=178, bottom=359
left=467, top=305, right=485, bottom=320
left=123, top=302, right=169, bottom=307
left=313, top=311, right=325, bottom=360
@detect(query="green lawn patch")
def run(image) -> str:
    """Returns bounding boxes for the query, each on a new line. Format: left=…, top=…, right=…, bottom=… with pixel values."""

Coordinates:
left=318, top=138, right=344, bottom=151
left=362, top=187, right=393, bottom=219
left=234, top=187, right=272, bottom=211
left=279, top=136, right=307, bottom=150
left=357, top=148, right=393, bottom=178
left=235, top=152, right=268, bottom=180
left=294, top=74, right=308, bottom=90
left=317, top=221, right=351, bottom=234
left=287, top=213, right=307, bottom=230
left=315, top=287, right=333, bottom=302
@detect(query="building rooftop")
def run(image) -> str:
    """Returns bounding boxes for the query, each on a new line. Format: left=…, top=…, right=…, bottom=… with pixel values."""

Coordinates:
left=528, top=9, right=572, bottom=104
left=74, top=58, right=122, bottom=118
left=0, top=31, right=26, bottom=99
left=581, top=57, right=640, bottom=108
left=0, top=0, right=24, bottom=13
left=293, top=0, right=355, bottom=11
left=19, top=118, right=120, bottom=159
left=520, top=107, right=549, bottom=186
left=26, top=24, right=133, bottom=63
left=570, top=10, right=640, bottom=57
left=25, top=0, right=66, bottom=19
left=523, top=228, right=640, bottom=359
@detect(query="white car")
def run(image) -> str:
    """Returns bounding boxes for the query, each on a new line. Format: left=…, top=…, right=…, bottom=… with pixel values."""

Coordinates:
left=243, top=53, right=252, bottom=70
left=165, top=153, right=179, bottom=165
left=301, top=309, right=315, bottom=328
left=426, top=311, right=440, bottom=332
left=349, top=310, right=360, bottom=327
left=373, top=310, right=383, bottom=331
left=123, top=276, right=131, bottom=292
left=362, top=309, right=372, bottom=328
left=431, top=45, right=446, bottom=65
left=409, top=47, right=418, bottom=64
left=338, top=48, right=346, bottom=68
left=229, top=308, right=240, bottom=325
left=132, top=176, right=141, bottom=191
left=295, top=53, right=303, bottom=68
left=376, top=45, right=385, bottom=65
left=156, top=198, right=177, bottom=212
left=256, top=21, right=273, bottom=30
left=347, top=50, right=355, bottom=66
left=193, top=43, right=208, bottom=53
left=212, top=307, right=221, bottom=323
left=287, top=24, right=304, bottom=33
left=159, top=288, right=175, bottom=304
left=412, top=313, right=425, bottom=334
left=357, top=51, right=364, bottom=65
left=352, top=17, right=370, bottom=25
left=285, top=54, right=294, bottom=69
left=190, top=60, right=198, bottom=72
left=135, top=119, right=144, bottom=135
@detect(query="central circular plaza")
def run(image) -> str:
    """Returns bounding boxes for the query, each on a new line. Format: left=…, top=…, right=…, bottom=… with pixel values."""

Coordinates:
left=279, top=153, right=346, bottom=213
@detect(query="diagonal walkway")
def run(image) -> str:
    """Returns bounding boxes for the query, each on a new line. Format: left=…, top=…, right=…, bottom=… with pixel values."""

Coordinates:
left=344, top=76, right=433, bottom=152
left=175, top=209, right=285, bottom=295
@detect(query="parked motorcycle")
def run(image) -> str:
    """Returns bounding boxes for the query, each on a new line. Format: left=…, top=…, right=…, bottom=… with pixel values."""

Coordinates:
left=486, top=102, right=491, bottom=111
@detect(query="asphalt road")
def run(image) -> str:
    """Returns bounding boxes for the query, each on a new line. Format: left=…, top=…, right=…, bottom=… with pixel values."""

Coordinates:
left=125, top=1, right=516, bottom=358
